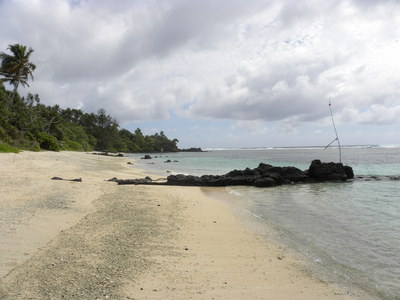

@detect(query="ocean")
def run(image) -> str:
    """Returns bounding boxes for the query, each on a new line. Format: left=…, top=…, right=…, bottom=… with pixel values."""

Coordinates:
left=128, top=146, right=400, bottom=299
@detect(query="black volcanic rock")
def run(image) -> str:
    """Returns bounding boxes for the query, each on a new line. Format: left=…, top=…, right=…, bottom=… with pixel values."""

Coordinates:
left=344, top=166, right=354, bottom=179
left=307, top=160, right=354, bottom=181
left=179, top=147, right=204, bottom=152
left=254, top=176, right=276, bottom=187
left=115, top=176, right=154, bottom=185
left=113, top=160, right=354, bottom=187
left=278, top=166, right=309, bottom=182
left=166, top=161, right=354, bottom=187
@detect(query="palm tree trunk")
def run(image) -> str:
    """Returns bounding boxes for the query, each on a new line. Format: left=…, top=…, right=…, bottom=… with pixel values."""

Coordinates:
left=8, top=83, right=18, bottom=106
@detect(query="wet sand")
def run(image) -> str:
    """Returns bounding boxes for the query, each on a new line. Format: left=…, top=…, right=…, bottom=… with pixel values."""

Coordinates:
left=0, top=151, right=370, bottom=299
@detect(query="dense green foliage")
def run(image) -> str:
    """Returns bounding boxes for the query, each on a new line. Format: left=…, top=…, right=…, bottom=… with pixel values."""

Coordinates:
left=0, top=82, right=179, bottom=152
left=0, top=44, right=179, bottom=153
left=0, top=44, right=36, bottom=106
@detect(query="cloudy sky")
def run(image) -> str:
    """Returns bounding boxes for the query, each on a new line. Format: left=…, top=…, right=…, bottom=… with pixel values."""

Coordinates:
left=1, top=0, right=400, bottom=148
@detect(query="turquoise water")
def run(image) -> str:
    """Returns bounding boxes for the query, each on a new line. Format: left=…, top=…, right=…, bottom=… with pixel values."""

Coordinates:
left=129, top=147, right=400, bottom=299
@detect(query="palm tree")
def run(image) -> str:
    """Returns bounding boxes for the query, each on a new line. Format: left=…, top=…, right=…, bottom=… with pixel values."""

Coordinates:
left=0, top=44, right=36, bottom=105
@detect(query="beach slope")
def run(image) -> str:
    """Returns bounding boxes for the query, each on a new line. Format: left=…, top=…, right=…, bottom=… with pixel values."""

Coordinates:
left=0, top=151, right=367, bottom=299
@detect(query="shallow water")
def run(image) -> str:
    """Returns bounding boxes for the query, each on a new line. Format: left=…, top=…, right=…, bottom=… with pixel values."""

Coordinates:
left=129, top=147, right=400, bottom=299
left=130, top=147, right=400, bottom=176
left=229, top=181, right=400, bottom=299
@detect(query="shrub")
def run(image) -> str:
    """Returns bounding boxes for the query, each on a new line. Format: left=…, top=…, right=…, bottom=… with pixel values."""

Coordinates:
left=61, top=139, right=84, bottom=151
left=36, top=132, right=61, bottom=151
left=0, top=143, right=20, bottom=153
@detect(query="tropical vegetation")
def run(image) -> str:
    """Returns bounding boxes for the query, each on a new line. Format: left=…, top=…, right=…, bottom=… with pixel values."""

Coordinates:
left=0, top=44, right=179, bottom=153
left=0, top=44, right=36, bottom=106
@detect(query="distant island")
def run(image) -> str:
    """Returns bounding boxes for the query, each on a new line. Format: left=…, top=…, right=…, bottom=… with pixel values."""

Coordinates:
left=178, top=147, right=204, bottom=152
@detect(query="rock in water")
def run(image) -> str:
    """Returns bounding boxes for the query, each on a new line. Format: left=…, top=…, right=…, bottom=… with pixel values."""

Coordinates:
left=307, top=160, right=354, bottom=181
left=115, top=160, right=354, bottom=187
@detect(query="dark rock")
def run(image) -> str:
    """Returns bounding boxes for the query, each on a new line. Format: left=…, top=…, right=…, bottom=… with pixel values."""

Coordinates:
left=166, top=160, right=353, bottom=187
left=254, top=177, right=276, bottom=187
left=117, top=177, right=153, bottom=185
left=226, top=167, right=260, bottom=177
left=167, top=168, right=277, bottom=187
left=261, top=172, right=285, bottom=185
left=279, top=166, right=309, bottom=182
left=256, top=163, right=274, bottom=173
left=167, top=174, right=201, bottom=186
left=344, top=166, right=354, bottom=179
left=307, top=160, right=353, bottom=181
left=164, top=159, right=178, bottom=163
left=179, top=147, right=204, bottom=152
left=357, top=175, right=400, bottom=181
left=114, top=160, right=355, bottom=187
left=142, top=155, right=152, bottom=159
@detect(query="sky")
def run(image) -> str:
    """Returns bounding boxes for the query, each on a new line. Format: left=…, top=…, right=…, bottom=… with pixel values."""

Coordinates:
left=1, top=0, right=400, bottom=149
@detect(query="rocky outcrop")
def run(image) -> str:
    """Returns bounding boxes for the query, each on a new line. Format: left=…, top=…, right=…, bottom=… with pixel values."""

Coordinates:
left=178, top=147, right=204, bottom=152
left=306, top=160, right=354, bottom=181
left=165, top=161, right=352, bottom=187
left=112, top=161, right=353, bottom=187
left=111, top=176, right=154, bottom=185
left=356, top=175, right=400, bottom=181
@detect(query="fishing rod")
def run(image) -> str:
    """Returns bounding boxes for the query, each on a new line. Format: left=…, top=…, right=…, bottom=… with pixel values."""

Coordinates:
left=324, top=99, right=342, bottom=163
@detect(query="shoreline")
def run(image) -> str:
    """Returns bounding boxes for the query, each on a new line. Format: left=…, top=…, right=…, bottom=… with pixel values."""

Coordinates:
left=0, top=151, right=372, bottom=299
left=201, top=186, right=371, bottom=299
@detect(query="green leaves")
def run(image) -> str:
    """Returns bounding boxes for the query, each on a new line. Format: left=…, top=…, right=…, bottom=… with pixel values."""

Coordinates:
left=0, top=44, right=180, bottom=153
left=0, top=143, right=20, bottom=153
left=0, top=44, right=36, bottom=105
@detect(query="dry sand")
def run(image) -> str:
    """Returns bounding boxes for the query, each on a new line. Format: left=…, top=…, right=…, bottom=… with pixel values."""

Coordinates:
left=0, top=151, right=372, bottom=299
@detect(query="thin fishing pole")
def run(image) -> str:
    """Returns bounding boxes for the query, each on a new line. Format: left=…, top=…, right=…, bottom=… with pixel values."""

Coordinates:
left=329, top=99, right=342, bottom=163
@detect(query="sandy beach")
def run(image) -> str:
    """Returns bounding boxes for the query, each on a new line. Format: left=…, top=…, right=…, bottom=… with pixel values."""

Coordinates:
left=0, top=151, right=371, bottom=299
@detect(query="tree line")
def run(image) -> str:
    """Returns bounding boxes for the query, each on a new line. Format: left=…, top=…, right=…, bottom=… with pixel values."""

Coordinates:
left=0, top=44, right=179, bottom=153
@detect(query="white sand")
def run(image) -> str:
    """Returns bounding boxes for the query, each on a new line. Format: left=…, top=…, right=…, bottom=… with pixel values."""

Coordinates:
left=0, top=151, right=371, bottom=299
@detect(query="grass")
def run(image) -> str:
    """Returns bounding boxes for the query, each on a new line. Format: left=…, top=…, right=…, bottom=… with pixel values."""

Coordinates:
left=0, top=143, right=20, bottom=153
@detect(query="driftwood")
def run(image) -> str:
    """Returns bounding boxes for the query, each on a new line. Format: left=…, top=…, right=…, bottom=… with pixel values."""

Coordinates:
left=107, top=176, right=167, bottom=185
left=51, top=177, right=82, bottom=182
left=91, top=152, right=124, bottom=157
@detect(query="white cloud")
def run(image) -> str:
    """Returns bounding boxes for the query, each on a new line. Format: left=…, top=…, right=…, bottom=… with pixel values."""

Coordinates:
left=1, top=0, right=400, bottom=135
left=232, top=120, right=269, bottom=135
left=341, top=104, right=400, bottom=125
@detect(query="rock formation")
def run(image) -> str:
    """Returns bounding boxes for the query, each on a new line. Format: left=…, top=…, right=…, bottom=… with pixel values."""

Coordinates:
left=111, top=160, right=355, bottom=187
